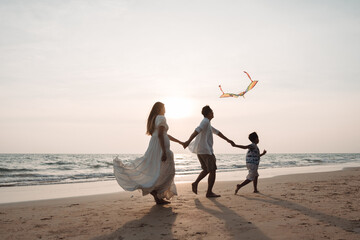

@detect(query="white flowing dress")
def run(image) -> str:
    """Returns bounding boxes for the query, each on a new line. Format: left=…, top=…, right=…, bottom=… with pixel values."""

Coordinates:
left=113, top=115, right=177, bottom=200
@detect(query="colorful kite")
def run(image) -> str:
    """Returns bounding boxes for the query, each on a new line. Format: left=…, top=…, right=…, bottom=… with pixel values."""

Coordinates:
left=219, top=71, right=258, bottom=98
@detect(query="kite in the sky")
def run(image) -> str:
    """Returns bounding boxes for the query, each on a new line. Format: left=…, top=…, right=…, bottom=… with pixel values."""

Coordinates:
left=219, top=71, right=258, bottom=98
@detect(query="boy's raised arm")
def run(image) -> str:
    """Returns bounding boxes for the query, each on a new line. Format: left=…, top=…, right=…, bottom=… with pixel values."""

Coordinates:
left=233, top=144, right=252, bottom=149
left=260, top=150, right=267, bottom=157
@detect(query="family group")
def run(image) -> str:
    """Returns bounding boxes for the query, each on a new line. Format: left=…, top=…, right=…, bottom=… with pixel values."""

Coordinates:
left=113, top=102, right=266, bottom=205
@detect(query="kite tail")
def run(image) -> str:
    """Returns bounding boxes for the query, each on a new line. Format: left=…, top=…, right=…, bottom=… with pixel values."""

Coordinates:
left=244, top=71, right=253, bottom=82
left=219, top=85, right=225, bottom=94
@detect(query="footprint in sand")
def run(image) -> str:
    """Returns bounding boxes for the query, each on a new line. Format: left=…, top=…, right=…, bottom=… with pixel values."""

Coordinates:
left=67, top=204, right=79, bottom=207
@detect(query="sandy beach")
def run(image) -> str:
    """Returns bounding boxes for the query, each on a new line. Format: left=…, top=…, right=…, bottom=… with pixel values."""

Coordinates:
left=1, top=167, right=359, bottom=240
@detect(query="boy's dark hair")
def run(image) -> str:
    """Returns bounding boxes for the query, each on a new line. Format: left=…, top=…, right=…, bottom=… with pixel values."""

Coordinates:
left=248, top=132, right=258, bottom=143
left=201, top=105, right=212, bottom=117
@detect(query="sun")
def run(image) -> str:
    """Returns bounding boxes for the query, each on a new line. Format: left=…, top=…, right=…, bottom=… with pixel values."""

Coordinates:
left=162, top=97, right=194, bottom=119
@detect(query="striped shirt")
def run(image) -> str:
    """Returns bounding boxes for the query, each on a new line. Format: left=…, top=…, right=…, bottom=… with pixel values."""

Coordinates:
left=246, top=143, right=260, bottom=165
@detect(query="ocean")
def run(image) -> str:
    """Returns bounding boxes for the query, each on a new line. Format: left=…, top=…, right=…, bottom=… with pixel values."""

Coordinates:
left=1, top=153, right=359, bottom=187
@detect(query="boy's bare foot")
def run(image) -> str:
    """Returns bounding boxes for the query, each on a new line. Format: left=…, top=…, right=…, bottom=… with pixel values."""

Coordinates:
left=192, top=182, right=198, bottom=194
left=253, top=190, right=259, bottom=193
left=206, top=192, right=221, bottom=198
left=235, top=184, right=241, bottom=195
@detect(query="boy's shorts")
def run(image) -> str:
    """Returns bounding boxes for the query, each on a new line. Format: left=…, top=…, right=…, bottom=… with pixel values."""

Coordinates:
left=246, top=163, right=259, bottom=181
left=197, top=154, right=217, bottom=172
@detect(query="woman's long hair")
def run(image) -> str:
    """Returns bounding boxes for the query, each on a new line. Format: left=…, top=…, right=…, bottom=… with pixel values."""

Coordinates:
left=146, top=102, right=164, bottom=135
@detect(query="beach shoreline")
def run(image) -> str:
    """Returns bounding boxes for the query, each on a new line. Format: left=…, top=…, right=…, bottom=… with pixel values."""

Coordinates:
left=1, top=162, right=359, bottom=204
left=1, top=167, right=359, bottom=239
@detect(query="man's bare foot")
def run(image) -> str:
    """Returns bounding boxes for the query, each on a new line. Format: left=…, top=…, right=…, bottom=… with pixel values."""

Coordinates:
left=235, top=184, right=241, bottom=195
left=156, top=199, right=171, bottom=205
left=192, top=182, right=198, bottom=194
left=206, top=192, right=221, bottom=198
left=253, top=190, right=259, bottom=193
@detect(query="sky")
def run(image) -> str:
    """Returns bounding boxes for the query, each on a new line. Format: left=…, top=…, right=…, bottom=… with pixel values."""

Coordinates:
left=0, top=0, right=359, bottom=154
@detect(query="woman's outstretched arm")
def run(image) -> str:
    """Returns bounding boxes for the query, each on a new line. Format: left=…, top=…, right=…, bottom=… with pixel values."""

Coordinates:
left=168, top=134, right=184, bottom=145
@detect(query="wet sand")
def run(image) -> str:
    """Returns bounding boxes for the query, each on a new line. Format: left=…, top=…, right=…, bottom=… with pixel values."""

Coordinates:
left=1, top=168, right=359, bottom=239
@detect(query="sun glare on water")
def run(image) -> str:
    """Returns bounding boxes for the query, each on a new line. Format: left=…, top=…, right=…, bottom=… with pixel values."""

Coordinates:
left=163, top=97, right=194, bottom=119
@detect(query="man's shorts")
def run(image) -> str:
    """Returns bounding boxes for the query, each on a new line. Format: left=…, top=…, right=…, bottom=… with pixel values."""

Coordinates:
left=197, top=154, right=217, bottom=172
left=246, top=163, right=259, bottom=181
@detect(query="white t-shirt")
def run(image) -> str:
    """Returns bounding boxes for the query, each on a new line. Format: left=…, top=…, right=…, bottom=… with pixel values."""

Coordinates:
left=188, top=118, right=220, bottom=155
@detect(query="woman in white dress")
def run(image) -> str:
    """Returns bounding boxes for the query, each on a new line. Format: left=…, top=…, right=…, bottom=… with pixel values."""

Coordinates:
left=113, top=102, right=183, bottom=204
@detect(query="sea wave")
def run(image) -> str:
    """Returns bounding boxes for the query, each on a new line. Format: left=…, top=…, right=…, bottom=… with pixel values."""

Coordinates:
left=0, top=153, right=359, bottom=187
left=0, top=167, right=36, bottom=173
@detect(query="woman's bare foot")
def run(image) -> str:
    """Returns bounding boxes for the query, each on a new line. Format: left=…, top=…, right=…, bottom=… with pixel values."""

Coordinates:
left=192, top=182, right=198, bottom=194
left=206, top=192, right=221, bottom=198
left=235, top=184, right=241, bottom=195
left=151, top=190, right=163, bottom=204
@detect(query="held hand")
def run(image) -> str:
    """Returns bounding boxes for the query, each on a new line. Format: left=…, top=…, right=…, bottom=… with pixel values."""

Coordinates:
left=228, top=140, right=235, bottom=146
left=183, top=140, right=190, bottom=149
left=161, top=152, right=167, bottom=162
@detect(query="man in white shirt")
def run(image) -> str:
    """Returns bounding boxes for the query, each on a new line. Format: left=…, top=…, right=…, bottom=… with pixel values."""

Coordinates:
left=184, top=105, right=234, bottom=198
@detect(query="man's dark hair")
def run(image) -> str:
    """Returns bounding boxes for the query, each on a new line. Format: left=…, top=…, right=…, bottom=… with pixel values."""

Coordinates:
left=201, top=105, right=212, bottom=117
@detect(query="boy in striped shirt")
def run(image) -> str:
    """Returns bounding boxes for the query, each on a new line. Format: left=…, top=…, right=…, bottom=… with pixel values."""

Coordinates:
left=233, top=132, right=267, bottom=194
